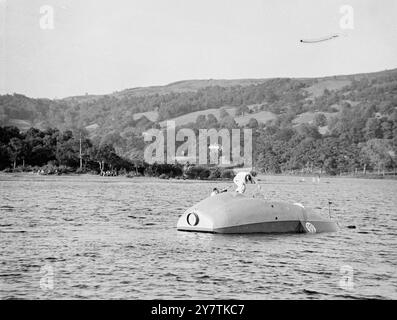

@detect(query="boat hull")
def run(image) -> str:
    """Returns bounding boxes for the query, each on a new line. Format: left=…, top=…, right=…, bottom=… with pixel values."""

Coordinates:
left=177, top=192, right=338, bottom=234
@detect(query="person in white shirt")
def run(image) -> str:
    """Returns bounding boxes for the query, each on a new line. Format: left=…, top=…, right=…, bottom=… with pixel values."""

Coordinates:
left=233, top=171, right=261, bottom=194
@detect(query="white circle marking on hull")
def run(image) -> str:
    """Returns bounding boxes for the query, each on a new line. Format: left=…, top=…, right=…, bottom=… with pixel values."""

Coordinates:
left=305, top=222, right=317, bottom=233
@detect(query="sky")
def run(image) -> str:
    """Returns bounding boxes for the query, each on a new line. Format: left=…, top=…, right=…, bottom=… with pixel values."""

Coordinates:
left=1, top=0, right=397, bottom=98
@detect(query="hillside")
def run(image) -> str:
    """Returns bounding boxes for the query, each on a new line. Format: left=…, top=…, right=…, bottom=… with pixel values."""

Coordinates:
left=1, top=68, right=396, bottom=139
left=61, top=79, right=270, bottom=104
left=1, top=68, right=396, bottom=175
left=158, top=106, right=277, bottom=127
left=113, top=79, right=270, bottom=99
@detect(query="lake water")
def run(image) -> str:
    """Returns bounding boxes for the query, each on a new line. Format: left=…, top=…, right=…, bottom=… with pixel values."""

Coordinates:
left=0, top=173, right=396, bottom=299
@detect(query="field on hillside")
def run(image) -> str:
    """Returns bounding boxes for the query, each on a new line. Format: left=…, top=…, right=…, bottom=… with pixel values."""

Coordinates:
left=305, top=79, right=351, bottom=97
left=133, top=111, right=159, bottom=122
left=159, top=107, right=236, bottom=127
left=293, top=111, right=335, bottom=125
left=234, top=110, right=276, bottom=126
left=158, top=107, right=277, bottom=127
left=8, top=119, right=32, bottom=131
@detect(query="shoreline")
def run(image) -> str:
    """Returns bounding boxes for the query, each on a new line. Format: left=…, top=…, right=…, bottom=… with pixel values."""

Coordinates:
left=1, top=171, right=396, bottom=181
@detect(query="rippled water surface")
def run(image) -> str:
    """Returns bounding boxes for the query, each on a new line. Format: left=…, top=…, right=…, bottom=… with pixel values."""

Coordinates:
left=1, top=173, right=396, bottom=299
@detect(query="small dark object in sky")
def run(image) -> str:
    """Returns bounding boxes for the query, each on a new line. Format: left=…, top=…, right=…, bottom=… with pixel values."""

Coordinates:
left=300, top=34, right=340, bottom=43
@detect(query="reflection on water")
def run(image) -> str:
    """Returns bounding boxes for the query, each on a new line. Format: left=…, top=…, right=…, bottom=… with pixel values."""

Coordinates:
left=0, top=174, right=396, bottom=299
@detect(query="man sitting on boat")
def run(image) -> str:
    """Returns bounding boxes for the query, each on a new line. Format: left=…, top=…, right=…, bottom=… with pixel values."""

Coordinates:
left=211, top=187, right=228, bottom=196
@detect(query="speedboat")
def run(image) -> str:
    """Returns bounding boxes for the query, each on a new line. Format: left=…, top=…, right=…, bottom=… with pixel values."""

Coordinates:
left=177, top=192, right=337, bottom=234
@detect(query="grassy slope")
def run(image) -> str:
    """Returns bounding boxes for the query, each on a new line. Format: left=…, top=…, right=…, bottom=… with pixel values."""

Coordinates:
left=132, top=74, right=368, bottom=127
left=304, top=79, right=351, bottom=98
left=159, top=107, right=236, bottom=127
left=157, top=106, right=277, bottom=127
left=6, top=68, right=396, bottom=132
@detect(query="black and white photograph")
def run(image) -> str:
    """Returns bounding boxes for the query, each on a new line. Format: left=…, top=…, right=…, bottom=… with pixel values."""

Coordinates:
left=0, top=0, right=396, bottom=306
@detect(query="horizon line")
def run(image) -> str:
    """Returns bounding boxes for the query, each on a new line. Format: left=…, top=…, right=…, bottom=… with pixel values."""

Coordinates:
left=2, top=66, right=397, bottom=101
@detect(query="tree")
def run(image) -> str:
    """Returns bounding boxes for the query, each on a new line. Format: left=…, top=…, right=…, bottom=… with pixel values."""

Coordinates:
left=266, top=90, right=278, bottom=103
left=90, top=143, right=120, bottom=173
left=195, top=114, right=207, bottom=127
left=0, top=144, right=10, bottom=170
left=297, top=124, right=321, bottom=140
left=0, top=126, right=21, bottom=144
left=314, top=113, right=327, bottom=127
left=56, top=138, right=79, bottom=167
left=364, top=118, right=382, bottom=139
left=219, top=115, right=237, bottom=129
left=7, top=137, right=25, bottom=168
left=360, top=139, right=395, bottom=174
left=247, top=118, right=259, bottom=129
left=236, top=105, right=250, bottom=116
left=380, top=120, right=393, bottom=139
left=206, top=114, right=218, bottom=128
left=124, top=148, right=144, bottom=173
left=219, top=108, right=230, bottom=119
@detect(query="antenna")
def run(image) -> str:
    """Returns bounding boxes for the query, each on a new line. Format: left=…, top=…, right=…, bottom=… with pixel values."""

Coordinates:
left=328, top=201, right=333, bottom=219
left=79, top=132, right=82, bottom=170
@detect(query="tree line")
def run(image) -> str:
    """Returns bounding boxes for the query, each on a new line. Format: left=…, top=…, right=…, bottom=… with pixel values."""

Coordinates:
left=0, top=126, right=134, bottom=174
left=175, top=101, right=396, bottom=176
